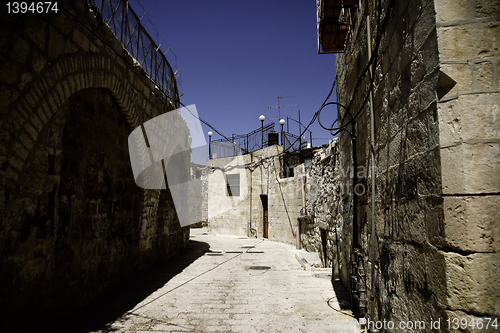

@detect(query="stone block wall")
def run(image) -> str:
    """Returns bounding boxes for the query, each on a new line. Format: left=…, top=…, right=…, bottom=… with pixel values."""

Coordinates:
left=434, top=0, right=500, bottom=324
left=303, top=139, right=344, bottom=276
left=247, top=145, right=302, bottom=245
left=334, top=0, right=499, bottom=328
left=0, top=1, right=189, bottom=331
left=190, top=163, right=209, bottom=226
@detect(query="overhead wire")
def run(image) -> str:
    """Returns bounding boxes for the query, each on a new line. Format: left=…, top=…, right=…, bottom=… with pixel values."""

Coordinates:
left=311, top=0, right=392, bottom=138
left=78, top=1, right=363, bottom=151
left=282, top=75, right=338, bottom=152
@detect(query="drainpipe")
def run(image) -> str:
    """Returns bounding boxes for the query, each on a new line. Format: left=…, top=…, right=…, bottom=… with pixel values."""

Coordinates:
left=367, top=14, right=377, bottom=302
left=352, top=131, right=358, bottom=250
left=298, top=175, right=306, bottom=249
left=351, top=120, right=360, bottom=317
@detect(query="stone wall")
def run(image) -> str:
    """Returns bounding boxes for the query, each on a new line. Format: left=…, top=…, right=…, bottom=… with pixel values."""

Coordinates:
left=434, top=0, right=500, bottom=325
left=303, top=139, right=344, bottom=276
left=335, top=0, right=499, bottom=328
left=267, top=159, right=302, bottom=244
left=190, top=163, right=209, bottom=227
left=0, top=1, right=189, bottom=331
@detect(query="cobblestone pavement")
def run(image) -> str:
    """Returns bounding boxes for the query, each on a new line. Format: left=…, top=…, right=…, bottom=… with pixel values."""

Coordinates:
left=52, top=228, right=360, bottom=333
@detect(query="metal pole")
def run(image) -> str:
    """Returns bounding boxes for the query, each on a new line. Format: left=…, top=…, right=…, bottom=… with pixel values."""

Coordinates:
left=232, top=135, right=234, bottom=156
left=299, top=111, right=302, bottom=152
left=367, top=15, right=377, bottom=300
left=281, top=124, right=284, bottom=148
left=261, top=121, right=264, bottom=149
left=209, top=136, right=212, bottom=159
left=278, top=97, right=281, bottom=120
left=249, top=152, right=253, bottom=237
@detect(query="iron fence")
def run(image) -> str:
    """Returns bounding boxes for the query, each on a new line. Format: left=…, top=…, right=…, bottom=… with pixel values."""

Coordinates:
left=282, top=132, right=300, bottom=152
left=88, top=0, right=178, bottom=102
left=210, top=141, right=242, bottom=160
left=210, top=123, right=275, bottom=159
left=282, top=130, right=313, bottom=152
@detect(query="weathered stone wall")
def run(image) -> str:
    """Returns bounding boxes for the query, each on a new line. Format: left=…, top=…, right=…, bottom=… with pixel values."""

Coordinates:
left=303, top=139, right=343, bottom=276
left=335, top=0, right=499, bottom=328
left=190, top=163, right=209, bottom=226
left=0, top=1, right=189, bottom=331
left=267, top=159, right=302, bottom=244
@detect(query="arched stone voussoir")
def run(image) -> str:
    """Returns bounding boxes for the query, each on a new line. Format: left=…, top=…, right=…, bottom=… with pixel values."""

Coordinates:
left=6, top=53, right=151, bottom=175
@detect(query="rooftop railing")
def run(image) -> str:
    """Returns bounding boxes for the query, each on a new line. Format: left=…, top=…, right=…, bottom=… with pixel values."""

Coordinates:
left=210, top=123, right=275, bottom=159
left=88, top=0, right=179, bottom=103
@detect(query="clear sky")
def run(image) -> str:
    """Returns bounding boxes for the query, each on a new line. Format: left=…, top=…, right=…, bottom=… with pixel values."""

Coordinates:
left=130, top=0, right=338, bottom=148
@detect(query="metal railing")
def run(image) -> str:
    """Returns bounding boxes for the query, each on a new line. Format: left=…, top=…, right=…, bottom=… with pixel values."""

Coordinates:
left=282, top=130, right=313, bottom=152
left=88, top=0, right=178, bottom=103
left=210, top=141, right=242, bottom=160
left=282, top=132, right=300, bottom=152
left=210, top=123, right=275, bottom=159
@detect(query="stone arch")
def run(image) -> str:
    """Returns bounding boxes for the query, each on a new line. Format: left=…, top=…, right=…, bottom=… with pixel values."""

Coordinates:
left=7, top=53, right=157, bottom=172
left=0, top=52, right=185, bottom=330
left=0, top=3, right=189, bottom=331
left=2, top=52, right=176, bottom=218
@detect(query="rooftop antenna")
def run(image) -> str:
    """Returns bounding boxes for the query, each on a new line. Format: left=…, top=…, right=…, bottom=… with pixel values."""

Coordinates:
left=266, top=96, right=298, bottom=120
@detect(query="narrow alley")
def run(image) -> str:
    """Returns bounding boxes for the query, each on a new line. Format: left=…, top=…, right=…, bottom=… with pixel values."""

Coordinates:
left=1, top=0, right=498, bottom=332
left=50, top=228, right=360, bottom=333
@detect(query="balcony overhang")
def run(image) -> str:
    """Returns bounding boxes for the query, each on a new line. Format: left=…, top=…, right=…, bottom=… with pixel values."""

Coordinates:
left=317, top=0, right=357, bottom=53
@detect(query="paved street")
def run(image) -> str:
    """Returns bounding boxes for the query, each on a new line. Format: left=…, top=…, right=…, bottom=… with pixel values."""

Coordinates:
left=52, top=228, right=361, bottom=333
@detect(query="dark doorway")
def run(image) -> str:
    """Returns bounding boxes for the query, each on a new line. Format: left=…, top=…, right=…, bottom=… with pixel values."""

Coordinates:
left=320, top=228, right=327, bottom=268
left=260, top=195, right=268, bottom=238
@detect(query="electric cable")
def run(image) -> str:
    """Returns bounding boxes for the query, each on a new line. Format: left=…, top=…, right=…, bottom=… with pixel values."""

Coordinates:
left=334, top=0, right=385, bottom=129
left=315, top=0, right=392, bottom=137
left=130, top=238, right=265, bottom=312
left=281, top=76, right=337, bottom=152
left=317, top=101, right=347, bottom=131
left=326, top=296, right=356, bottom=318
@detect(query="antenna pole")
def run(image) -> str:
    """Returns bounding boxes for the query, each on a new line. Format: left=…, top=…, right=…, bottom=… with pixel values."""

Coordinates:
left=278, top=97, right=281, bottom=120
left=267, top=96, right=297, bottom=121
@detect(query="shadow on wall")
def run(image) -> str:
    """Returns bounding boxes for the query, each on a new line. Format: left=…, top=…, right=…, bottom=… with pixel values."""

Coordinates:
left=1, top=88, right=188, bottom=332
left=44, top=239, right=210, bottom=333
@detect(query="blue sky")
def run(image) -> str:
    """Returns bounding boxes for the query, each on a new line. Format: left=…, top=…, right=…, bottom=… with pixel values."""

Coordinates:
left=130, top=0, right=338, bottom=148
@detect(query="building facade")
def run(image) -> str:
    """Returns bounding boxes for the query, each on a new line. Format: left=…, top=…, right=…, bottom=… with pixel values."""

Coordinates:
left=318, top=0, right=499, bottom=329
left=207, top=145, right=306, bottom=245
